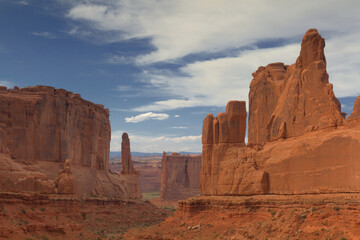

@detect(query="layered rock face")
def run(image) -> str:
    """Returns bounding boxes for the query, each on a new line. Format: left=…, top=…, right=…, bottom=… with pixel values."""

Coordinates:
left=202, top=101, right=268, bottom=195
left=201, top=29, right=360, bottom=195
left=248, top=29, right=344, bottom=145
left=161, top=152, right=201, bottom=200
left=0, top=85, right=110, bottom=169
left=0, top=86, right=141, bottom=198
left=121, top=132, right=136, bottom=174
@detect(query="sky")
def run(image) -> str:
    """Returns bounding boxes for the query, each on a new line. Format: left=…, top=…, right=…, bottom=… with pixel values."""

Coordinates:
left=0, top=0, right=360, bottom=153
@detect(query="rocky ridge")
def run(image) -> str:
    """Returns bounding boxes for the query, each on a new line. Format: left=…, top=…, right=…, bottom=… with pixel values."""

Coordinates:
left=201, top=29, right=360, bottom=196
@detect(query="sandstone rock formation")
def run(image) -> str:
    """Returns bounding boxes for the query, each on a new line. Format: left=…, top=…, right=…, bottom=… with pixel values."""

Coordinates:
left=55, top=159, right=75, bottom=194
left=121, top=132, right=136, bottom=174
left=0, top=85, right=110, bottom=169
left=161, top=152, right=201, bottom=200
left=348, top=96, right=360, bottom=120
left=248, top=29, right=343, bottom=145
left=201, top=29, right=360, bottom=196
left=0, top=85, right=141, bottom=198
left=202, top=101, right=268, bottom=195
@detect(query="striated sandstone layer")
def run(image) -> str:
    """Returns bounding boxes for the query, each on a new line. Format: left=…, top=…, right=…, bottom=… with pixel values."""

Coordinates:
left=201, top=29, right=360, bottom=196
left=0, top=85, right=110, bottom=169
left=161, top=152, right=201, bottom=200
left=0, top=85, right=141, bottom=198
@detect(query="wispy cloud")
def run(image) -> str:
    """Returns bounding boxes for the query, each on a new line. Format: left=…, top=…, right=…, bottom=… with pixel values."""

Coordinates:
left=65, top=26, right=92, bottom=37
left=168, top=126, right=188, bottom=129
left=132, top=34, right=360, bottom=111
left=125, top=112, right=169, bottom=123
left=132, top=44, right=300, bottom=111
left=14, top=1, right=29, bottom=5
left=31, top=32, right=57, bottom=39
left=106, top=55, right=134, bottom=64
left=65, top=0, right=360, bottom=112
left=0, top=80, right=15, bottom=88
left=66, top=0, right=360, bottom=65
left=116, top=85, right=133, bottom=91
left=111, top=130, right=201, bottom=152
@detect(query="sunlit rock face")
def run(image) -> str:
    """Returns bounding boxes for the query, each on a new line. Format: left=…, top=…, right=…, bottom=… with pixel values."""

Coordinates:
left=201, top=29, right=360, bottom=196
left=0, top=86, right=141, bottom=198
left=161, top=152, right=201, bottom=200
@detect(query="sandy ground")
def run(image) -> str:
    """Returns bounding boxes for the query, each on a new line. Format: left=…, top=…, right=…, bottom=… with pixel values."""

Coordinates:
left=124, top=193, right=360, bottom=240
left=0, top=192, right=172, bottom=240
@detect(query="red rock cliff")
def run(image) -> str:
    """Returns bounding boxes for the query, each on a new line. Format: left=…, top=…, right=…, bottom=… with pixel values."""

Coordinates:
left=201, top=29, right=360, bottom=196
left=248, top=29, right=344, bottom=145
left=161, top=152, right=201, bottom=200
left=0, top=85, right=110, bottom=170
left=0, top=85, right=141, bottom=198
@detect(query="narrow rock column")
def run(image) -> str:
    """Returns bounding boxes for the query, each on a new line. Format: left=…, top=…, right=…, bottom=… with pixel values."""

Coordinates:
left=121, top=132, right=136, bottom=174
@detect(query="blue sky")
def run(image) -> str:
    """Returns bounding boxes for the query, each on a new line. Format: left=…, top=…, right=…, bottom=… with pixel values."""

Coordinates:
left=1, top=0, right=360, bottom=153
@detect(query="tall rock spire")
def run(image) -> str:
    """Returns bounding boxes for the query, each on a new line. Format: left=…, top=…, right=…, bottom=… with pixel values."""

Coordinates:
left=121, top=132, right=136, bottom=174
left=248, top=29, right=344, bottom=144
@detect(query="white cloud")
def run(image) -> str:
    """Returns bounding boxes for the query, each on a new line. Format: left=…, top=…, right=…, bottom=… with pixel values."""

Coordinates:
left=132, top=34, right=360, bottom=111
left=66, top=0, right=360, bottom=64
left=106, top=55, right=134, bottom=64
left=125, top=112, right=169, bottom=123
left=15, top=1, right=29, bottom=5
left=132, top=44, right=300, bottom=111
left=111, top=130, right=201, bottom=152
left=65, top=26, right=92, bottom=37
left=168, top=126, right=188, bottom=129
left=65, top=0, right=360, bottom=111
left=174, top=115, right=180, bottom=118
left=31, top=32, right=57, bottom=39
left=116, top=85, right=133, bottom=91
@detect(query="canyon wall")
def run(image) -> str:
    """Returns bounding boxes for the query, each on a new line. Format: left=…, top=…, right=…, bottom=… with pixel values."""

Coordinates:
left=201, top=29, right=360, bottom=195
left=161, top=152, right=201, bottom=200
left=0, top=85, right=110, bottom=169
left=0, top=86, right=141, bottom=198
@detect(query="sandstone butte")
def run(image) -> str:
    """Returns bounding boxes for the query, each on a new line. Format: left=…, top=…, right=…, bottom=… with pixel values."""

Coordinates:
left=201, top=29, right=360, bottom=196
left=161, top=152, right=201, bottom=200
left=0, top=85, right=141, bottom=198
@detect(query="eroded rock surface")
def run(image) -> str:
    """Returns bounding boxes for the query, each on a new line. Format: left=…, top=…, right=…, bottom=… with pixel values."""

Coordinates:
left=249, top=29, right=344, bottom=144
left=161, top=152, right=201, bottom=200
left=55, top=159, right=75, bottom=194
left=201, top=29, right=360, bottom=196
left=121, top=132, right=136, bottom=174
left=0, top=85, right=110, bottom=169
left=0, top=86, right=140, bottom=198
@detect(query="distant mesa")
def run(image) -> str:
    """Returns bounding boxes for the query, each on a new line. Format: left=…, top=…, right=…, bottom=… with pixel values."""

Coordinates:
left=161, top=152, right=201, bottom=200
left=202, top=29, right=360, bottom=196
left=0, top=85, right=141, bottom=198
